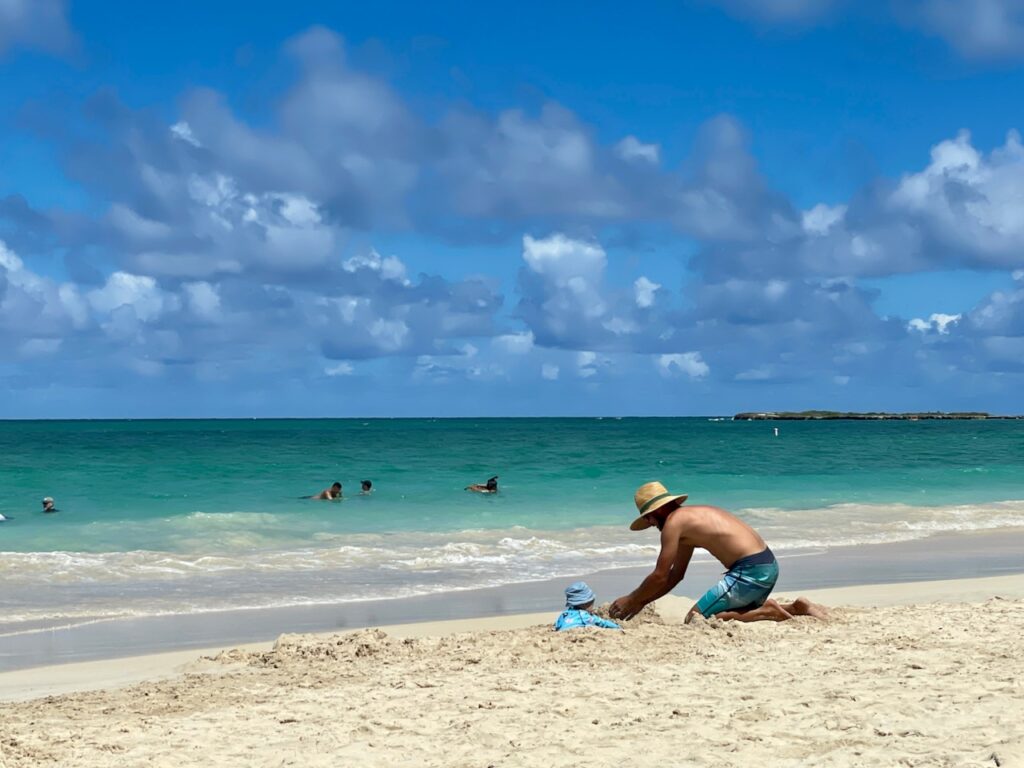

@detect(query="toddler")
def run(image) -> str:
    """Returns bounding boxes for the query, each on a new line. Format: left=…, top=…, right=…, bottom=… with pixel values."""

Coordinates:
left=554, top=581, right=622, bottom=631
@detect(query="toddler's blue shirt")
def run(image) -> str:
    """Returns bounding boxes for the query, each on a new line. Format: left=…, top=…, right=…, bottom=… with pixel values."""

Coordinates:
left=553, top=608, right=622, bottom=631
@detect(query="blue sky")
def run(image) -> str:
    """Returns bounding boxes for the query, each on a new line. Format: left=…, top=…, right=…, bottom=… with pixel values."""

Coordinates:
left=2, top=0, right=1024, bottom=417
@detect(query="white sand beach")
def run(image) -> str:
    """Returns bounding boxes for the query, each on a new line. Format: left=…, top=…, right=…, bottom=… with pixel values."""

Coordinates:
left=2, top=575, right=1023, bottom=767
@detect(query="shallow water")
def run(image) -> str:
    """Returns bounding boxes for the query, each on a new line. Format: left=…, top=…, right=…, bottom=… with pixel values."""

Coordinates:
left=2, top=417, right=1023, bottom=628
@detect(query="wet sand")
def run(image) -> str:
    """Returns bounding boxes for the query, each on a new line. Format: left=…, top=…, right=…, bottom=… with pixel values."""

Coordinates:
left=4, top=528, right=1024, bottom=672
left=1, top=574, right=1023, bottom=767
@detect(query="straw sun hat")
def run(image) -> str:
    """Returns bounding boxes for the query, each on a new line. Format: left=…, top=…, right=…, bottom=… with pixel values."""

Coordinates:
left=630, top=481, right=688, bottom=531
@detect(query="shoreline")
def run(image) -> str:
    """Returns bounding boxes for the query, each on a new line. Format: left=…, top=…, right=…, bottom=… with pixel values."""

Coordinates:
left=2, top=528, right=1023, bottom=678
left=2, top=571, right=1023, bottom=706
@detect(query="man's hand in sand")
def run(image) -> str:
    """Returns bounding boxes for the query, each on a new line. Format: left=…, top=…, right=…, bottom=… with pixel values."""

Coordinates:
left=609, top=596, right=641, bottom=621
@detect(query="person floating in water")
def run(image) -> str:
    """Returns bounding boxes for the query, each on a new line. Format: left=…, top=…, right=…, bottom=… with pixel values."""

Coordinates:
left=310, top=482, right=343, bottom=500
left=359, top=480, right=373, bottom=495
left=465, top=476, right=498, bottom=494
left=609, top=481, right=827, bottom=624
left=41, top=497, right=58, bottom=513
left=554, top=581, right=621, bottom=632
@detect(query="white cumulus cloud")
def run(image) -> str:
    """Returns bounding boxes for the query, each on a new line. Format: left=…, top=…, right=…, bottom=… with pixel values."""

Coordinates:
left=492, top=331, right=535, bottom=355
left=887, top=130, right=1024, bottom=266
left=183, top=282, right=221, bottom=320
left=368, top=318, right=410, bottom=351
left=325, top=361, right=354, bottom=376
left=87, top=272, right=173, bottom=323
left=522, top=233, right=606, bottom=283
left=342, top=249, right=410, bottom=284
left=577, top=350, right=599, bottom=378
left=634, top=276, right=661, bottom=308
left=170, top=121, right=201, bottom=147
left=616, top=135, right=660, bottom=164
left=802, top=203, right=846, bottom=234
left=908, top=312, right=962, bottom=334
left=657, top=352, right=710, bottom=379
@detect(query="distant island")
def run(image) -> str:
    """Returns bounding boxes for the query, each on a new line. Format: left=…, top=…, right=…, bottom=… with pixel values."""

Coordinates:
left=732, top=411, right=1021, bottom=420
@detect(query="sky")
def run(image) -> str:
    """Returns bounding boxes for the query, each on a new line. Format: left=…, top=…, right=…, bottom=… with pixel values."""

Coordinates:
left=2, top=0, right=1024, bottom=417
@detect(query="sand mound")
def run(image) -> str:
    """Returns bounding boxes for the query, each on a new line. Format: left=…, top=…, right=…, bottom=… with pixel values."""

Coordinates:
left=2, top=598, right=1022, bottom=767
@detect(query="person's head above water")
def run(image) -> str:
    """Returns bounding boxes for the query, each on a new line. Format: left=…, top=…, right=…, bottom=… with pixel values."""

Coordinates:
left=465, top=475, right=498, bottom=493
left=630, top=481, right=688, bottom=532
left=361, top=480, right=372, bottom=492
left=41, top=497, right=55, bottom=512
left=331, top=482, right=342, bottom=491
left=565, top=581, right=596, bottom=611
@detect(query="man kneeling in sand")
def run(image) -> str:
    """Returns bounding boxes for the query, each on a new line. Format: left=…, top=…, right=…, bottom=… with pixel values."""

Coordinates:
left=609, top=482, right=825, bottom=624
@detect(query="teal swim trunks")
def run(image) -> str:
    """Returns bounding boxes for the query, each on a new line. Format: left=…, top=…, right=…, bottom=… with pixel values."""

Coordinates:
left=694, top=547, right=779, bottom=618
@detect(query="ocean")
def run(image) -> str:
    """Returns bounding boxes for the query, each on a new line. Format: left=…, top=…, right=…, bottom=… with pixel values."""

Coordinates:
left=2, top=417, right=1023, bottom=636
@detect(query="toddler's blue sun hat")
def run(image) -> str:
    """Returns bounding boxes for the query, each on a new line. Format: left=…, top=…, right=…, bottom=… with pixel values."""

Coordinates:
left=565, top=581, right=596, bottom=608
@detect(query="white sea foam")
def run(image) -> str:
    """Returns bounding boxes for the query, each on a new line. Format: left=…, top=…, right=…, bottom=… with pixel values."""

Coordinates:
left=5, top=499, right=1024, bottom=584
left=2, top=499, right=1024, bottom=630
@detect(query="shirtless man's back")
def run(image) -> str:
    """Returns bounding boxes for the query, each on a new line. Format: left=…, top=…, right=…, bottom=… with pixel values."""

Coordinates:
left=609, top=482, right=825, bottom=623
left=669, top=503, right=766, bottom=570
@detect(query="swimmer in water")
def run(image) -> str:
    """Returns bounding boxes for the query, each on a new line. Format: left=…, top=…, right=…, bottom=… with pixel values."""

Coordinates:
left=359, top=480, right=373, bottom=495
left=42, top=497, right=58, bottom=513
left=311, top=482, right=343, bottom=500
left=465, top=476, right=498, bottom=494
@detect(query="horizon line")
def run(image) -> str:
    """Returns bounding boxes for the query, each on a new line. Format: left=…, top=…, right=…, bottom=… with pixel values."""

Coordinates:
left=1, top=412, right=1021, bottom=423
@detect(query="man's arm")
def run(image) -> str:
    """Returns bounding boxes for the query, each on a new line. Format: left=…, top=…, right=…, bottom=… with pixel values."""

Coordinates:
left=609, top=521, right=693, bottom=620
left=662, top=544, right=694, bottom=594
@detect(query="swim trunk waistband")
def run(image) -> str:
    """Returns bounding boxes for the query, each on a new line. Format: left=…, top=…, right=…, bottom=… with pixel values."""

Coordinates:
left=729, top=547, right=775, bottom=570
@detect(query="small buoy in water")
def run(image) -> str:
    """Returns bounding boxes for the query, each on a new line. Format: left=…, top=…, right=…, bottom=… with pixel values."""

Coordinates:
left=773, top=427, right=779, bottom=437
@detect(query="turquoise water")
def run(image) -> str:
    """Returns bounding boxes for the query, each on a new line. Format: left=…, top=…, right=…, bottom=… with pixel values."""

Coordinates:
left=2, top=418, right=1023, bottom=629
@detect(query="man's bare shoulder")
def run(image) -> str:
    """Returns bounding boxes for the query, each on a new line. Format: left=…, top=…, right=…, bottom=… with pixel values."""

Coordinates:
left=668, top=504, right=731, bottom=532
left=683, top=504, right=730, bottom=513
left=670, top=504, right=720, bottom=520
left=665, top=505, right=703, bottom=529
